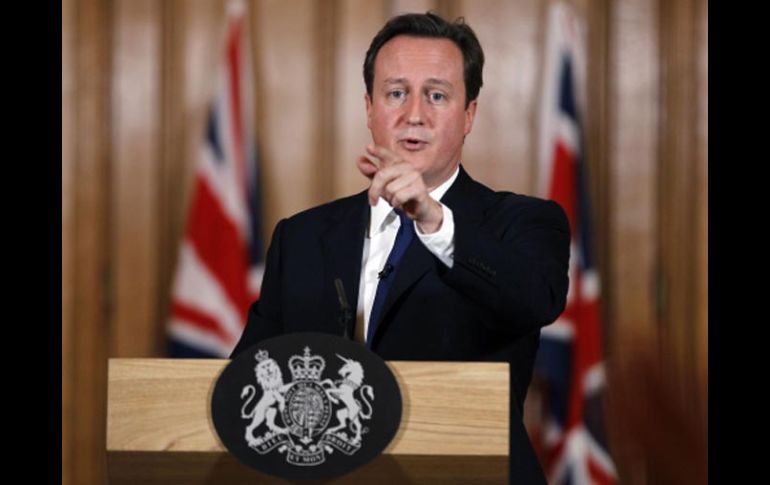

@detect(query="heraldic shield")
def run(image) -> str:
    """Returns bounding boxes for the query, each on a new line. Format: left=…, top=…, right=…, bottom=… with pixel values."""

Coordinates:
left=212, top=332, right=403, bottom=481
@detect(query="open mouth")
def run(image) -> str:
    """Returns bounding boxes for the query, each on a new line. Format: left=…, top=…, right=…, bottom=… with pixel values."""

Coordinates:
left=399, top=138, right=428, bottom=151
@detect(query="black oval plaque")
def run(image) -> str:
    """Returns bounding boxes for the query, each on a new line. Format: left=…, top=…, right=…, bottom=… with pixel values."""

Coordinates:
left=212, top=332, right=403, bottom=480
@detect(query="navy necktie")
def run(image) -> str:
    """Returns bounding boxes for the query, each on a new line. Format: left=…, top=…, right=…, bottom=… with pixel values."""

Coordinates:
left=366, top=209, right=415, bottom=347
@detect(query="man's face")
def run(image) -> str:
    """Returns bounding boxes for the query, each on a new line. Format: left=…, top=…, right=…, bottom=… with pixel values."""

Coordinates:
left=366, top=35, right=477, bottom=189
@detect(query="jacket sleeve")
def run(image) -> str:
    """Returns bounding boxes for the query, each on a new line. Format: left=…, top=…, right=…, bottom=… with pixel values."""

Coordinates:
left=439, top=198, right=571, bottom=339
left=230, top=218, right=287, bottom=358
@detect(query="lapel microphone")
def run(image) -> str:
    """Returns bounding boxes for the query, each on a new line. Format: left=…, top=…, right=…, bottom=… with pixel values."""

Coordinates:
left=378, top=263, right=394, bottom=279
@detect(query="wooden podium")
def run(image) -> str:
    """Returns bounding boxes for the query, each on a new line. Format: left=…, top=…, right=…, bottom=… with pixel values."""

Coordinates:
left=107, top=359, right=509, bottom=484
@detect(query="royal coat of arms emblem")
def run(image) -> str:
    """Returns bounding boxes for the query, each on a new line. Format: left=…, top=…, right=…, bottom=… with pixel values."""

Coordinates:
left=240, top=346, right=375, bottom=466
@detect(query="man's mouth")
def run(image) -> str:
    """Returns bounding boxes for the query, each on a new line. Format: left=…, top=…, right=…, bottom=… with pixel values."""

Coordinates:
left=399, top=138, right=428, bottom=151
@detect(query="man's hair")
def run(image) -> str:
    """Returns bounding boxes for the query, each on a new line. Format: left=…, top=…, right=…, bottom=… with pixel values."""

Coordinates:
left=363, top=12, right=484, bottom=108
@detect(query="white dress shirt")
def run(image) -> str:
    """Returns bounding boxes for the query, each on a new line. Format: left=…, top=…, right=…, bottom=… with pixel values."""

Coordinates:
left=354, top=167, right=459, bottom=343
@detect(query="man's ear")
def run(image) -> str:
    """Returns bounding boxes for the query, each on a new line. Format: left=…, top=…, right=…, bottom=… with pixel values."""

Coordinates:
left=464, top=99, right=478, bottom=136
left=365, top=93, right=372, bottom=130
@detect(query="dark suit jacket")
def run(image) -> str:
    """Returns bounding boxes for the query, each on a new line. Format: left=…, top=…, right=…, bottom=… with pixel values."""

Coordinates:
left=231, top=166, right=570, bottom=484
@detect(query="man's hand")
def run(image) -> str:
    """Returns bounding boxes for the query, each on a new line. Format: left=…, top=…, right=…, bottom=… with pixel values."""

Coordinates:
left=356, top=144, right=444, bottom=234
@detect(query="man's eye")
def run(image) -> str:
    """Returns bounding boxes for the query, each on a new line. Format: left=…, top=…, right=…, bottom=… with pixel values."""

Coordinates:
left=430, top=92, right=446, bottom=102
left=388, top=90, right=405, bottom=100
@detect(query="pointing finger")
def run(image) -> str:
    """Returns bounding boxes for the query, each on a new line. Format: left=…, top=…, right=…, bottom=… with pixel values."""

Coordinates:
left=367, top=144, right=400, bottom=167
left=356, top=155, right=378, bottom=180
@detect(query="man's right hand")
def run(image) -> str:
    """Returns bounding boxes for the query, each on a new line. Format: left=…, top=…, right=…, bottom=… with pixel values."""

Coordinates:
left=356, top=144, right=444, bottom=234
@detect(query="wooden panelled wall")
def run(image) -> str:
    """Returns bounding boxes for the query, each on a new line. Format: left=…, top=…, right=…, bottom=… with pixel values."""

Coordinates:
left=62, top=0, right=708, bottom=483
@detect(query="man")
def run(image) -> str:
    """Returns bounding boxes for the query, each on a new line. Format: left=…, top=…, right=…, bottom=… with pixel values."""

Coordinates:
left=231, top=12, right=570, bottom=484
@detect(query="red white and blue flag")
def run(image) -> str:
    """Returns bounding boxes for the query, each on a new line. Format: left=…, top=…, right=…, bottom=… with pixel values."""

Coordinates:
left=168, top=0, right=263, bottom=358
left=533, top=2, right=617, bottom=483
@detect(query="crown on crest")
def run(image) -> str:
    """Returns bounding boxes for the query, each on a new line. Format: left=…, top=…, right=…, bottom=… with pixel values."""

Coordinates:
left=289, top=346, right=325, bottom=381
left=254, top=349, right=269, bottom=362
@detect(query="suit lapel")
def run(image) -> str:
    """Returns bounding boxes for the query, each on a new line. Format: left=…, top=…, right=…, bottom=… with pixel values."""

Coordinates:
left=369, top=233, right=434, bottom=346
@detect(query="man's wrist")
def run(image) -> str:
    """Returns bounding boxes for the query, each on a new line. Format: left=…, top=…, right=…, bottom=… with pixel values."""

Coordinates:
left=415, top=203, right=455, bottom=268
left=415, top=199, right=444, bottom=234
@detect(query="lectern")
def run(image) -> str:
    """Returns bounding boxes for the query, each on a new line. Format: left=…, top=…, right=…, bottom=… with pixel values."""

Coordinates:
left=107, top=359, right=509, bottom=483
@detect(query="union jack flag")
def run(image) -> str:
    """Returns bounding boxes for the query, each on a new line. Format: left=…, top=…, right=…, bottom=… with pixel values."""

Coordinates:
left=533, top=3, right=617, bottom=483
left=167, top=0, right=264, bottom=358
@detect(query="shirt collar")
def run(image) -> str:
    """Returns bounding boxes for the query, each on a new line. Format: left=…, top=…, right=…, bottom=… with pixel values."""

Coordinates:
left=430, top=165, right=460, bottom=201
left=368, top=166, right=460, bottom=237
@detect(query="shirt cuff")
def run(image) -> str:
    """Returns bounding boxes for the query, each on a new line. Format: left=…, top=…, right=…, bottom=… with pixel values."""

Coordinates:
left=414, top=202, right=455, bottom=268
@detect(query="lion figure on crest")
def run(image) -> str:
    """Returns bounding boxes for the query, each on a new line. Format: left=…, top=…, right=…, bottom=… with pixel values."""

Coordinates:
left=241, top=351, right=291, bottom=446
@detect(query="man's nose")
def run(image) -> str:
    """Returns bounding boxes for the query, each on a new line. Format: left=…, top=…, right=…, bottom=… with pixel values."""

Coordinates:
left=405, top=96, right=425, bottom=125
